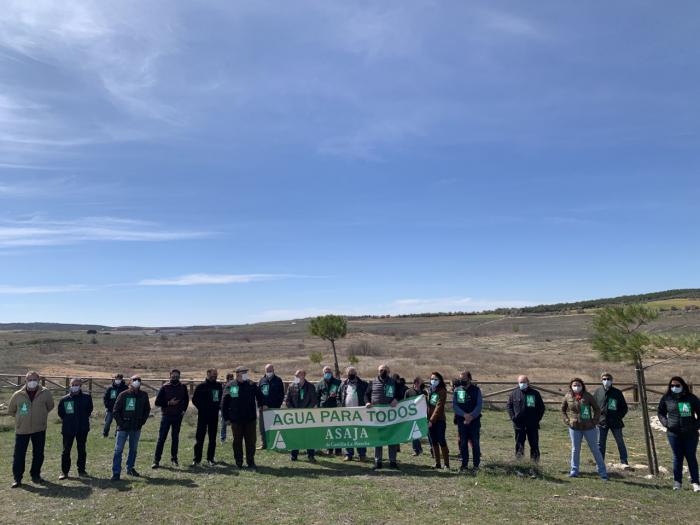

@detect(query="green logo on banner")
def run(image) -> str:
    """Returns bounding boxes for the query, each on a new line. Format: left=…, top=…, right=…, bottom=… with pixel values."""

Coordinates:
left=110, top=390, right=117, bottom=399
left=607, top=398, right=617, bottom=411
left=230, top=385, right=239, bottom=398
left=65, top=400, right=75, bottom=414
left=526, top=395, right=535, bottom=408
left=212, top=390, right=219, bottom=402
left=125, top=397, right=136, bottom=412
left=385, top=384, right=394, bottom=398
left=678, top=401, right=691, bottom=417
left=457, top=389, right=467, bottom=404
left=19, top=402, right=29, bottom=415
left=273, top=431, right=286, bottom=450
left=429, top=392, right=439, bottom=406
left=261, top=384, right=269, bottom=396
left=580, top=404, right=591, bottom=420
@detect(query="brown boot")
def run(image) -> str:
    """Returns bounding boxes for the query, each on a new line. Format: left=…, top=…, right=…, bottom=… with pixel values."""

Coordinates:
left=440, top=445, right=450, bottom=469
left=432, top=444, right=442, bottom=468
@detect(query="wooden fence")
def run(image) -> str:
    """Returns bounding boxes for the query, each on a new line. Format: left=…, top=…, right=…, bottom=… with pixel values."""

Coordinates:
left=0, top=373, right=686, bottom=407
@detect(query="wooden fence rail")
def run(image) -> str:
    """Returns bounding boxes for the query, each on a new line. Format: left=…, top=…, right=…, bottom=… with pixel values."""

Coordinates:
left=0, top=373, right=688, bottom=407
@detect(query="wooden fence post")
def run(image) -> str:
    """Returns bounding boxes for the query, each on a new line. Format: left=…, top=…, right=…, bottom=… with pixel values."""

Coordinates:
left=65, top=377, right=70, bottom=394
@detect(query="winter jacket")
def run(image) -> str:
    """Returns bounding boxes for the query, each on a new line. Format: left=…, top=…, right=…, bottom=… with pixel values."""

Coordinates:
left=8, top=386, right=55, bottom=435
left=258, top=374, right=285, bottom=409
left=284, top=381, right=318, bottom=409
left=507, top=387, right=545, bottom=429
left=58, top=391, right=94, bottom=436
left=113, top=388, right=151, bottom=432
left=427, top=386, right=447, bottom=423
left=405, top=385, right=427, bottom=400
left=452, top=383, right=483, bottom=424
left=192, top=379, right=224, bottom=418
left=593, top=386, right=628, bottom=429
left=340, top=378, right=369, bottom=407
left=221, top=380, right=263, bottom=424
left=154, top=382, right=190, bottom=417
left=316, top=377, right=342, bottom=408
left=364, top=376, right=398, bottom=405
left=658, top=391, right=700, bottom=436
left=103, top=381, right=128, bottom=412
left=561, top=391, right=600, bottom=431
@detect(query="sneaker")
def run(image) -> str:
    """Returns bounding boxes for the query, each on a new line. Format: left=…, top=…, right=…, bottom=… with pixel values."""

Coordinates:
left=256, top=445, right=266, bottom=450
left=58, top=473, right=68, bottom=480
left=191, top=461, right=200, bottom=468
left=127, top=468, right=140, bottom=477
left=78, top=470, right=88, bottom=477
left=569, top=471, right=578, bottom=478
left=110, top=474, right=120, bottom=482
left=151, top=462, right=159, bottom=469
left=372, top=461, right=383, bottom=470
left=389, top=462, right=399, bottom=470
left=11, top=480, right=21, bottom=488
left=411, top=451, right=422, bottom=457
left=206, top=460, right=217, bottom=466
left=673, top=481, right=682, bottom=491
left=343, top=456, right=353, bottom=462
left=692, top=483, right=700, bottom=493
left=171, top=458, right=179, bottom=467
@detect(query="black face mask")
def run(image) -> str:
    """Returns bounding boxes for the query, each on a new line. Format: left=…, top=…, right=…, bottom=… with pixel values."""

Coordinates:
left=171, top=378, right=180, bottom=384
left=348, top=374, right=357, bottom=381
left=380, top=371, right=388, bottom=379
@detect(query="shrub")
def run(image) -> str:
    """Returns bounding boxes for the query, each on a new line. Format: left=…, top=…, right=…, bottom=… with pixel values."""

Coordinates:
left=309, top=351, right=323, bottom=365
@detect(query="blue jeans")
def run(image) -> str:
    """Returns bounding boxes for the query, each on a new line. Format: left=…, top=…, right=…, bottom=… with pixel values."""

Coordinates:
left=667, top=432, right=699, bottom=484
left=113, top=430, right=141, bottom=475
left=220, top=413, right=227, bottom=441
left=457, top=418, right=481, bottom=468
left=598, top=426, right=628, bottom=464
left=569, top=428, right=607, bottom=477
left=345, top=447, right=367, bottom=458
left=103, top=411, right=114, bottom=436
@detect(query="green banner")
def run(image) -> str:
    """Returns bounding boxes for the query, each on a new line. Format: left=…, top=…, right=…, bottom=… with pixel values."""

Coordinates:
left=263, top=395, right=428, bottom=451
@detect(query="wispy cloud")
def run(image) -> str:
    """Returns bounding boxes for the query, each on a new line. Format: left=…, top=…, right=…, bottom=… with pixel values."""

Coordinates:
left=0, top=216, right=209, bottom=247
left=138, top=273, right=299, bottom=286
left=0, top=284, right=88, bottom=294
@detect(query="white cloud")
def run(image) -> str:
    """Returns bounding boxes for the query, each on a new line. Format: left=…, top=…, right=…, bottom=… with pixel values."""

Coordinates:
left=138, top=273, right=293, bottom=286
left=0, top=284, right=88, bottom=294
left=0, top=216, right=209, bottom=247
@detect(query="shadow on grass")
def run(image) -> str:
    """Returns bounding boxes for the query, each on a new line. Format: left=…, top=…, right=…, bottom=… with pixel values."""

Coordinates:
left=18, top=479, right=93, bottom=499
left=141, top=475, right=199, bottom=487
left=481, top=462, right=568, bottom=484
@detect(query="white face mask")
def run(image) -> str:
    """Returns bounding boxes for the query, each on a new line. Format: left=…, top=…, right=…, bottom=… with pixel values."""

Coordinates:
left=602, top=380, right=612, bottom=389
left=572, top=385, right=582, bottom=394
left=293, top=377, right=301, bottom=384
left=518, top=382, right=528, bottom=391
left=70, top=386, right=81, bottom=393
left=671, top=386, right=683, bottom=395
left=131, top=380, right=141, bottom=389
left=114, top=379, right=123, bottom=385
left=266, top=372, right=274, bottom=379
left=241, top=373, right=249, bottom=381
left=26, top=380, right=39, bottom=390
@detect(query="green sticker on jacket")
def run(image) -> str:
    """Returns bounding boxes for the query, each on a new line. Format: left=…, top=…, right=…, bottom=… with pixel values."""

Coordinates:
left=19, top=402, right=30, bottom=415
left=299, top=387, right=305, bottom=400
left=456, top=389, right=467, bottom=404
left=261, top=384, right=269, bottom=396
left=65, top=400, right=75, bottom=414
left=580, top=404, right=591, bottom=420
left=125, top=397, right=136, bottom=412
left=526, top=395, right=535, bottom=408
left=230, top=385, right=239, bottom=398
left=110, top=389, right=117, bottom=399
left=607, top=398, right=617, bottom=411
left=429, top=392, right=439, bottom=406
left=330, top=384, right=338, bottom=394
left=212, top=389, right=220, bottom=402
left=678, top=401, right=692, bottom=417
left=384, top=384, right=394, bottom=398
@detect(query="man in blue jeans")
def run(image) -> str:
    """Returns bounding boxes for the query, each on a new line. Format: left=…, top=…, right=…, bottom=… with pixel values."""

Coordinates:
left=103, top=374, right=127, bottom=438
left=452, top=370, right=482, bottom=472
left=111, top=375, right=150, bottom=481
left=152, top=369, right=189, bottom=468
left=593, top=373, right=629, bottom=465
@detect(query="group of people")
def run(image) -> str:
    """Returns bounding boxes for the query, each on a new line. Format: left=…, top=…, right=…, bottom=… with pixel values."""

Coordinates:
left=6, top=366, right=700, bottom=493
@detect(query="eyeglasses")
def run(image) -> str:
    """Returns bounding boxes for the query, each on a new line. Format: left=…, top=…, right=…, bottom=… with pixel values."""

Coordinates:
left=670, top=384, right=682, bottom=388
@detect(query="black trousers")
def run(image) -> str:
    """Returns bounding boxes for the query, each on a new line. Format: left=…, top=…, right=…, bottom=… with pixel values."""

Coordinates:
left=13, top=431, right=46, bottom=482
left=62, top=432, right=88, bottom=474
left=232, top=420, right=257, bottom=467
left=193, top=413, right=219, bottom=463
left=154, top=414, right=183, bottom=462
left=514, top=425, right=540, bottom=461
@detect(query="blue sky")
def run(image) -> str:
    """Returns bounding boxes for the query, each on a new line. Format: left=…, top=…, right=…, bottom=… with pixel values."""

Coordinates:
left=0, top=1, right=698, bottom=326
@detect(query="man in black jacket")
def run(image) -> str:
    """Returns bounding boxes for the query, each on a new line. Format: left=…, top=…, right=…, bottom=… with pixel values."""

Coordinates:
left=404, top=376, right=427, bottom=456
left=594, top=373, right=629, bottom=465
left=221, top=366, right=263, bottom=469
left=506, top=375, right=545, bottom=463
left=257, top=363, right=284, bottom=450
left=192, top=368, right=223, bottom=466
left=340, top=366, right=369, bottom=461
left=58, top=378, right=94, bottom=479
left=365, top=364, right=399, bottom=470
left=285, top=369, right=318, bottom=462
left=103, top=374, right=127, bottom=437
left=152, top=369, right=189, bottom=468
left=317, top=365, right=342, bottom=456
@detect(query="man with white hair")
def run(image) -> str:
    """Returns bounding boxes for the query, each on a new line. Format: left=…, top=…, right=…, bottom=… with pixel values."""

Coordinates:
left=340, top=366, right=369, bottom=461
left=257, top=363, right=284, bottom=450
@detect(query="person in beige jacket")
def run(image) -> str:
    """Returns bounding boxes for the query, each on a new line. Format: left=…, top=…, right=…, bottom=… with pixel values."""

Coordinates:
left=8, top=371, right=55, bottom=488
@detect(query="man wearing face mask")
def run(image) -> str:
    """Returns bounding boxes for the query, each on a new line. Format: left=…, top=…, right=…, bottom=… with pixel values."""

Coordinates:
left=58, top=378, right=94, bottom=480
left=8, top=371, right=55, bottom=488
left=506, top=375, right=545, bottom=464
left=221, top=372, right=234, bottom=443
left=221, top=366, right=263, bottom=470
left=365, top=364, right=399, bottom=470
left=257, top=363, right=284, bottom=450
left=317, top=365, right=343, bottom=456
left=453, top=370, right=483, bottom=473
left=340, top=366, right=369, bottom=461
left=284, top=369, right=318, bottom=462
left=404, top=377, right=429, bottom=457
left=593, top=373, right=629, bottom=466
left=192, top=368, right=223, bottom=466
left=112, top=375, right=151, bottom=481
left=103, top=374, right=127, bottom=438
left=152, top=369, right=189, bottom=469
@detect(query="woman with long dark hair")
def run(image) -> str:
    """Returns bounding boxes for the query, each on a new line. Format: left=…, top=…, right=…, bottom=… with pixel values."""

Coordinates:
left=427, top=371, right=449, bottom=469
left=658, top=376, right=700, bottom=492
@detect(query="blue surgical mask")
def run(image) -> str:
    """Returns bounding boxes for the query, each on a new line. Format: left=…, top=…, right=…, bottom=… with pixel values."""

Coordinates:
left=671, top=386, right=683, bottom=395
left=518, top=382, right=528, bottom=391
left=324, top=372, right=332, bottom=380
left=602, top=380, right=612, bottom=389
left=430, top=379, right=439, bottom=388
left=70, top=386, right=81, bottom=394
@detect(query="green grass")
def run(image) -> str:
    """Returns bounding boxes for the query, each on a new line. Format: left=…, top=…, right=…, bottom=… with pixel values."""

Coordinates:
left=0, top=408, right=698, bottom=524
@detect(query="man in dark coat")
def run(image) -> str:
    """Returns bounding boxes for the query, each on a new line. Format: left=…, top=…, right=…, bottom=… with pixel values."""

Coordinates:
left=257, top=363, right=284, bottom=450
left=152, top=369, right=189, bottom=468
left=365, top=364, right=399, bottom=470
left=506, top=375, right=545, bottom=463
left=594, top=372, right=629, bottom=465
left=192, top=368, right=223, bottom=466
left=103, top=374, right=127, bottom=437
left=221, top=366, right=263, bottom=469
left=58, top=378, right=94, bottom=479
left=340, top=366, right=369, bottom=461
left=284, top=369, right=318, bottom=462
left=317, top=365, right=342, bottom=456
